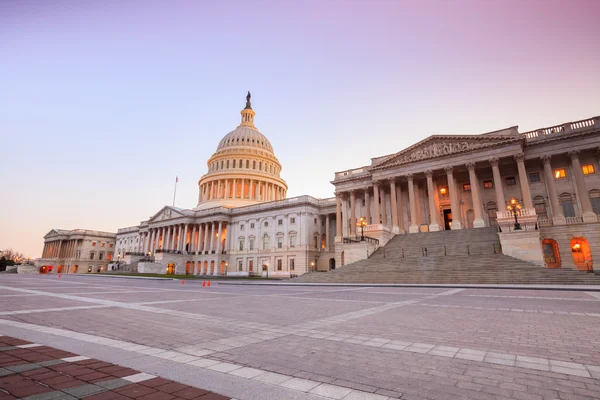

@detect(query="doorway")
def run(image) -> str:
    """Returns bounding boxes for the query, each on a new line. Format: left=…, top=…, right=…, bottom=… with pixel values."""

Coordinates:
left=329, top=258, right=336, bottom=270
left=443, top=209, right=453, bottom=231
left=166, top=263, right=176, bottom=274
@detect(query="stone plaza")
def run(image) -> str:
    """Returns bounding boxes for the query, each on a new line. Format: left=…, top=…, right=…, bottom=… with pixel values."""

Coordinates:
left=1, top=274, right=600, bottom=399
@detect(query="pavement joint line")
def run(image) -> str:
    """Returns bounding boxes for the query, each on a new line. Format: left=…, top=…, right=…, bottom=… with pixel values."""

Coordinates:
left=122, top=372, right=156, bottom=382
left=61, top=355, right=91, bottom=362
left=16, top=343, right=43, bottom=348
left=0, top=305, right=113, bottom=316
left=416, top=302, right=600, bottom=317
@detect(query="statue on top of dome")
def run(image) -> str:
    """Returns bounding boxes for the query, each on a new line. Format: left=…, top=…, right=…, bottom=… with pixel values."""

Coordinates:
left=245, top=91, right=252, bottom=110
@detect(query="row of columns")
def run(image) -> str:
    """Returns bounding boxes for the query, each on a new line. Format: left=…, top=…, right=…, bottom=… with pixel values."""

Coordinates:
left=139, top=221, right=228, bottom=255
left=335, top=153, right=548, bottom=237
left=42, top=239, right=79, bottom=259
left=199, top=179, right=285, bottom=203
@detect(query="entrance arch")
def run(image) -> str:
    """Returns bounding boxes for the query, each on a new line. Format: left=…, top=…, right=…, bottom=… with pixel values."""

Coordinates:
left=570, top=237, right=593, bottom=271
left=542, top=239, right=561, bottom=268
left=219, top=260, right=226, bottom=275
left=57, top=265, right=63, bottom=274
left=203, top=260, right=208, bottom=275
left=185, top=261, right=193, bottom=275
left=71, top=265, right=78, bottom=274
left=39, top=266, right=50, bottom=274
left=210, top=260, right=215, bottom=275
left=166, top=263, right=176, bottom=275
left=329, top=258, right=336, bottom=270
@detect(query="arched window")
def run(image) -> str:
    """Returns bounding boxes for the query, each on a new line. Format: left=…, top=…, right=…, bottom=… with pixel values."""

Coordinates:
left=90, top=252, right=95, bottom=260
left=233, top=160, right=236, bottom=168
left=246, top=160, right=249, bottom=168
left=253, top=160, right=256, bottom=169
left=226, top=160, right=230, bottom=168
left=220, top=160, right=224, bottom=169
left=259, top=161, right=262, bottom=170
left=263, top=234, right=270, bottom=250
left=542, top=239, right=561, bottom=268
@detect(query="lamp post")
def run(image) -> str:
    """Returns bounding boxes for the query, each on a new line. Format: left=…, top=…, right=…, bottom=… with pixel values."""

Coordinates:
left=507, top=198, right=522, bottom=231
left=357, top=216, right=367, bottom=241
left=310, top=261, right=315, bottom=272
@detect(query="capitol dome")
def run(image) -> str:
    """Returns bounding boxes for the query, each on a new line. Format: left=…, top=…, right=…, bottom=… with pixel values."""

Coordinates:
left=195, top=93, right=288, bottom=210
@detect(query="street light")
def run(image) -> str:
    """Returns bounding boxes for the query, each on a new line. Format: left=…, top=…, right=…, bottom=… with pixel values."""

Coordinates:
left=310, top=261, right=315, bottom=272
left=506, top=198, right=522, bottom=231
left=357, top=216, right=368, bottom=241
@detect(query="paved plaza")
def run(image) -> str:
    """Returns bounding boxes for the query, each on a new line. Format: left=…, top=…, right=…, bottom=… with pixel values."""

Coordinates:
left=1, top=276, right=600, bottom=400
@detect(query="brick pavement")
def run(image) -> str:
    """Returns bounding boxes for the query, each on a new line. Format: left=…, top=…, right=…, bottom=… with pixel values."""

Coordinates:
left=1, top=275, right=600, bottom=400
left=0, top=335, right=230, bottom=400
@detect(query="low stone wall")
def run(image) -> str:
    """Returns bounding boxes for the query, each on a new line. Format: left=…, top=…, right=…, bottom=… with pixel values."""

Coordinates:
left=335, top=241, right=379, bottom=267
left=498, top=231, right=544, bottom=267
left=137, top=262, right=165, bottom=274
left=17, top=264, right=38, bottom=274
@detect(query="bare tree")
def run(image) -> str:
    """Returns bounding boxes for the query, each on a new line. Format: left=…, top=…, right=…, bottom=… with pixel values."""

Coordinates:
left=1, top=249, right=25, bottom=263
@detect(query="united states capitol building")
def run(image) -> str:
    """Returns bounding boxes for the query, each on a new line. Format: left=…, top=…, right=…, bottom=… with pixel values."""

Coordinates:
left=35, top=94, right=600, bottom=277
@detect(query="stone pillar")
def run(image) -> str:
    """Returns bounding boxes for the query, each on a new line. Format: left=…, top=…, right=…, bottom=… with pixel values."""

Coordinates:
left=148, top=230, right=155, bottom=253
left=241, top=179, right=246, bottom=199
left=389, top=179, right=400, bottom=233
left=203, top=223, right=210, bottom=253
left=181, top=224, right=188, bottom=252
left=407, top=174, right=419, bottom=233
left=380, top=184, right=387, bottom=227
left=489, top=158, right=506, bottom=209
left=569, top=150, right=597, bottom=222
left=364, top=188, right=371, bottom=225
left=373, top=181, right=380, bottom=224
left=325, top=214, right=330, bottom=251
left=396, top=184, right=405, bottom=233
left=425, top=170, right=440, bottom=231
left=209, top=222, right=216, bottom=252
left=191, top=225, right=196, bottom=253
left=444, top=167, right=464, bottom=231
left=335, top=193, right=342, bottom=242
left=254, top=181, right=260, bottom=200
left=515, top=153, right=533, bottom=209
left=350, top=190, right=357, bottom=236
left=467, top=162, right=485, bottom=228
left=541, top=155, right=565, bottom=225
left=217, top=221, right=223, bottom=253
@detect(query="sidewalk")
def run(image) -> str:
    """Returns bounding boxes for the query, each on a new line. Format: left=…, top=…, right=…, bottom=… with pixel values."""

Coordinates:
left=0, top=336, right=230, bottom=400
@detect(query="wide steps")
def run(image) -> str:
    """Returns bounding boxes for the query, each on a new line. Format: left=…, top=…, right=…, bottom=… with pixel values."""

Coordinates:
left=295, top=228, right=600, bottom=284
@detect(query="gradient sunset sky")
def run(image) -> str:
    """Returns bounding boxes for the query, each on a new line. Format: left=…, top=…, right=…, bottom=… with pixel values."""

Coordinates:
left=1, top=0, right=599, bottom=258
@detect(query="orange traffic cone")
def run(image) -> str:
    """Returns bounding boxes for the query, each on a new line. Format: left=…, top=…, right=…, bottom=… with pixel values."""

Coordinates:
left=201, top=280, right=206, bottom=287
left=58, top=274, right=61, bottom=278
left=207, top=280, right=211, bottom=287
left=181, top=280, right=185, bottom=285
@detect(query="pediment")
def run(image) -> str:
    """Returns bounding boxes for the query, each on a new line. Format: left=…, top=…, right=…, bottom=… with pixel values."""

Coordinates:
left=372, top=135, right=521, bottom=170
left=148, top=206, right=186, bottom=222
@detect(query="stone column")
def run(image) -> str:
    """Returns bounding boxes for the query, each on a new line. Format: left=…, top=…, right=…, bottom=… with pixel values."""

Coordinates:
left=241, top=179, right=245, bottom=199
left=569, top=150, right=596, bottom=222
left=425, top=170, right=440, bottom=231
left=203, top=223, right=210, bottom=253
left=364, top=188, right=371, bottom=225
left=373, top=181, right=381, bottom=224
left=182, top=224, right=188, bottom=252
left=444, top=167, right=464, bottom=231
left=389, top=179, right=400, bottom=233
left=489, top=158, right=505, bottom=209
left=335, top=193, right=342, bottom=242
left=350, top=190, right=357, bottom=236
left=325, top=214, right=330, bottom=251
left=380, top=184, right=387, bottom=226
left=407, top=174, right=419, bottom=233
left=515, top=153, right=533, bottom=209
left=467, top=162, right=485, bottom=228
left=396, top=184, right=405, bottom=233
left=209, top=222, right=216, bottom=252
left=57, top=240, right=63, bottom=258
left=541, top=155, right=565, bottom=225
left=254, top=180, right=260, bottom=200
left=148, top=230, right=155, bottom=253
left=217, top=221, right=223, bottom=253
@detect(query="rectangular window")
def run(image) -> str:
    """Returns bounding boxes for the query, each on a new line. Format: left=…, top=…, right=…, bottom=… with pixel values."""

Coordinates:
left=483, top=180, right=493, bottom=189
left=92, top=242, right=97, bottom=247
left=90, top=252, right=95, bottom=260
left=277, top=259, right=282, bottom=271
left=263, top=235, right=269, bottom=250
left=239, top=239, right=244, bottom=251
left=99, top=253, right=103, bottom=260
left=107, top=253, right=112, bottom=261
left=240, top=224, right=244, bottom=230
left=529, top=172, right=541, bottom=183
left=109, top=243, right=113, bottom=248
left=249, top=238, right=254, bottom=250
left=463, top=183, right=471, bottom=191
left=591, top=198, right=600, bottom=215
left=582, top=164, right=595, bottom=175
left=248, top=260, right=253, bottom=272
left=290, top=217, right=296, bottom=224
left=278, top=220, right=283, bottom=226
left=290, top=259, right=295, bottom=270
left=554, top=168, right=567, bottom=179
left=314, top=236, right=318, bottom=249
left=238, top=260, right=243, bottom=271
left=561, top=200, right=575, bottom=218
left=250, top=223, right=255, bottom=229
left=535, top=202, right=547, bottom=219
left=505, top=176, right=516, bottom=186
left=277, top=236, right=283, bottom=249
left=290, top=235, right=296, bottom=248
left=101, top=243, right=105, bottom=247
left=314, top=218, right=317, bottom=224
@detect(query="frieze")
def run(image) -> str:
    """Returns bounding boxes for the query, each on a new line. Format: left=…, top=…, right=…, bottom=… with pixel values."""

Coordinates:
left=371, top=136, right=520, bottom=170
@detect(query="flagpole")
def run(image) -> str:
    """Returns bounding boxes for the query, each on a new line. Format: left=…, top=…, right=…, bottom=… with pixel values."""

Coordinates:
left=172, top=176, right=178, bottom=207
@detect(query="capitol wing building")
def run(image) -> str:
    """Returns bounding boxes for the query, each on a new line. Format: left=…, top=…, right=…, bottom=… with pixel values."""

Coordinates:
left=35, top=94, right=600, bottom=276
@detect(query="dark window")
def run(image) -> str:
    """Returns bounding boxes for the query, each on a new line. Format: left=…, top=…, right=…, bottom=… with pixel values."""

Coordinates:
left=463, top=183, right=471, bottom=191
left=483, top=180, right=493, bottom=189
left=505, top=176, right=516, bottom=186
left=529, top=172, right=540, bottom=183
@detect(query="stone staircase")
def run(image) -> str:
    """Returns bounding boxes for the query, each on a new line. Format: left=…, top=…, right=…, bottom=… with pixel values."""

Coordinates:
left=293, top=228, right=600, bottom=284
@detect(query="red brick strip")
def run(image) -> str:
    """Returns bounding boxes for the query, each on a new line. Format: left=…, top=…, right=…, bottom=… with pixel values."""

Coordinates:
left=0, top=336, right=230, bottom=399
